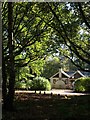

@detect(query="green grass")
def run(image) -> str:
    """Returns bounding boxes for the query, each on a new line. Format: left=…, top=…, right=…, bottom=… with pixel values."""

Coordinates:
left=2, top=93, right=90, bottom=120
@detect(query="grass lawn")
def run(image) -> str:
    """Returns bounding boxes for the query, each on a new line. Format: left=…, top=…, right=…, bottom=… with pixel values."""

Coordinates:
left=2, top=92, right=90, bottom=120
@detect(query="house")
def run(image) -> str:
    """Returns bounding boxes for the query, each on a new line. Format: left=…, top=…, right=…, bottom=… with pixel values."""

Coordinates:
left=50, top=68, right=70, bottom=89
left=50, top=68, right=90, bottom=89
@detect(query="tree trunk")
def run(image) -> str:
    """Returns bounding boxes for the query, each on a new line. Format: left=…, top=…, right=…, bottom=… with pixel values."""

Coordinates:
left=4, top=2, right=15, bottom=110
left=2, top=47, right=7, bottom=109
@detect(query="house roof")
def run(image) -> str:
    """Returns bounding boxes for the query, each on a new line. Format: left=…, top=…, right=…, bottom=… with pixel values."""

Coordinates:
left=65, top=71, right=74, bottom=76
left=50, top=72, right=59, bottom=79
left=50, top=69, right=90, bottom=79
left=81, top=71, right=90, bottom=77
left=61, top=70, right=70, bottom=78
left=50, top=69, right=70, bottom=79
left=70, top=70, right=85, bottom=78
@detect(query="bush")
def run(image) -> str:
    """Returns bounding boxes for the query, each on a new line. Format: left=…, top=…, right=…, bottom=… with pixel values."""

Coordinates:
left=15, top=81, right=26, bottom=90
left=31, top=77, right=51, bottom=91
left=73, top=77, right=90, bottom=92
left=15, top=81, right=22, bottom=89
left=26, top=80, right=32, bottom=90
left=15, top=77, right=51, bottom=91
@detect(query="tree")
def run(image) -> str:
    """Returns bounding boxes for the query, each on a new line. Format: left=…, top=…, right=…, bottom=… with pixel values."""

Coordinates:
left=2, top=2, right=15, bottom=110
left=7, top=2, right=15, bottom=110
left=36, top=2, right=90, bottom=71
left=2, top=2, right=90, bottom=110
left=2, top=2, right=51, bottom=110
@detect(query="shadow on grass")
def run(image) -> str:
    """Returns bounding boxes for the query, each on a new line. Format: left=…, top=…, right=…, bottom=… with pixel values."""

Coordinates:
left=2, top=93, right=90, bottom=120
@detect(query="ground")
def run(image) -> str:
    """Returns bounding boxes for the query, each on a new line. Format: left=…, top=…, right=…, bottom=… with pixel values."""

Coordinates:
left=2, top=90, right=90, bottom=120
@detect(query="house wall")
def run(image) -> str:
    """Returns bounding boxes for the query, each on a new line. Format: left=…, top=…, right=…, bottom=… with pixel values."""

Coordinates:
left=50, top=78, right=59, bottom=88
left=74, top=73, right=82, bottom=79
left=50, top=77, right=66, bottom=89
left=50, top=70, right=86, bottom=89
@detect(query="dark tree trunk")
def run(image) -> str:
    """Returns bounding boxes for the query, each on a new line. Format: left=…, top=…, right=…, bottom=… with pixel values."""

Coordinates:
left=2, top=49, right=7, bottom=109
left=3, top=2, right=15, bottom=111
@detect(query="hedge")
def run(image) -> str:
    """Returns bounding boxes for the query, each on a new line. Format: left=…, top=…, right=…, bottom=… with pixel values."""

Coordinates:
left=73, top=77, right=90, bottom=92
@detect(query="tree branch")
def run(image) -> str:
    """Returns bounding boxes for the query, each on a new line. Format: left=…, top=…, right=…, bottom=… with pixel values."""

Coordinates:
left=78, top=3, right=90, bottom=29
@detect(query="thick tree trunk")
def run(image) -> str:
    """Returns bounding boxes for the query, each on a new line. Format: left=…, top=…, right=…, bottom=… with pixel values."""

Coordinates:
left=4, top=2, right=15, bottom=110
left=2, top=50, right=7, bottom=109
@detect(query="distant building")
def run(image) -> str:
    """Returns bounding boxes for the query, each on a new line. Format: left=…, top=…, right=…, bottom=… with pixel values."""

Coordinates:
left=50, top=68, right=90, bottom=89
left=50, top=68, right=70, bottom=89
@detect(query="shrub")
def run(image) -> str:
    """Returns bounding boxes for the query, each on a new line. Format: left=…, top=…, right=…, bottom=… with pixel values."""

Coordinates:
left=21, top=83, right=26, bottom=89
left=73, top=77, right=90, bottom=92
left=31, top=77, right=51, bottom=91
left=15, top=81, right=22, bottom=89
left=15, top=81, right=26, bottom=90
left=26, top=80, right=32, bottom=90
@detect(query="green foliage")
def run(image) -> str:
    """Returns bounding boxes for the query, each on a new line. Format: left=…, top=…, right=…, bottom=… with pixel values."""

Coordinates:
left=3, top=3, right=90, bottom=83
left=15, top=77, right=51, bottom=91
left=3, top=2, right=90, bottom=94
left=30, top=59, right=45, bottom=76
left=74, top=77, right=90, bottom=92
left=2, top=2, right=90, bottom=110
left=26, top=80, right=32, bottom=89
left=41, top=56, right=60, bottom=79
left=15, top=81, right=26, bottom=90
left=15, top=81, right=22, bottom=89
left=41, top=56, right=70, bottom=79
left=15, top=80, right=33, bottom=90
left=31, top=77, right=51, bottom=91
